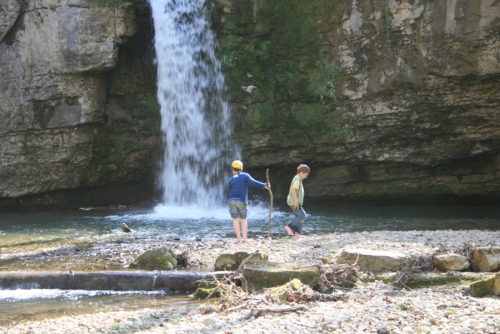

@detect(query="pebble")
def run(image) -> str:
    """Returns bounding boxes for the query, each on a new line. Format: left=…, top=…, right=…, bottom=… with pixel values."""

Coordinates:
left=2, top=230, right=500, bottom=333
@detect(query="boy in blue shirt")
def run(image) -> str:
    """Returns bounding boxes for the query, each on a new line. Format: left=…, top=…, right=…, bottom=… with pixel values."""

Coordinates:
left=228, top=160, right=270, bottom=243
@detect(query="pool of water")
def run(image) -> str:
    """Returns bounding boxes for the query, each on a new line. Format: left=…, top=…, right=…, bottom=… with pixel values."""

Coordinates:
left=1, top=203, right=499, bottom=248
left=0, top=289, right=196, bottom=326
left=1, top=202, right=499, bottom=271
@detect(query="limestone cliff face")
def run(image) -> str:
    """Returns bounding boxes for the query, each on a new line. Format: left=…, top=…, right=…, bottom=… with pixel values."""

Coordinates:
left=1, top=0, right=499, bottom=209
left=213, top=0, right=500, bottom=202
left=0, top=0, right=160, bottom=209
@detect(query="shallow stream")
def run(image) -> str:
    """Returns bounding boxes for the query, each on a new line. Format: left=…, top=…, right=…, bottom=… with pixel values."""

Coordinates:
left=1, top=203, right=499, bottom=325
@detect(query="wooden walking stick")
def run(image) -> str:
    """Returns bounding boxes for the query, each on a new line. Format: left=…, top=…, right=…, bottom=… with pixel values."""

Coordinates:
left=266, top=169, right=273, bottom=239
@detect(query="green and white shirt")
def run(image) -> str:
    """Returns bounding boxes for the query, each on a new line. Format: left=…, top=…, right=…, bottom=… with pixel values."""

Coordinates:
left=287, top=175, right=304, bottom=206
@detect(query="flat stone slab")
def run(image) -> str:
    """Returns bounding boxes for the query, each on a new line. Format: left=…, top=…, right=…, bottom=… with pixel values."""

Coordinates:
left=0, top=270, right=232, bottom=293
left=337, top=249, right=411, bottom=272
left=242, top=261, right=319, bottom=293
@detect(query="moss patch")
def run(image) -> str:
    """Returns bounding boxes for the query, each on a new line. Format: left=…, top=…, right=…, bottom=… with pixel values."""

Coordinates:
left=193, top=287, right=219, bottom=299
left=213, top=0, right=345, bottom=145
left=129, top=247, right=177, bottom=270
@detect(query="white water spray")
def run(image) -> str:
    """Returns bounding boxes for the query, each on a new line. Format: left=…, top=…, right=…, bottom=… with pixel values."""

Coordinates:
left=149, top=0, right=238, bottom=209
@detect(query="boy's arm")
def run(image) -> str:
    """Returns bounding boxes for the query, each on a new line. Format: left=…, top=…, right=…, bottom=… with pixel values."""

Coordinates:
left=246, top=174, right=269, bottom=189
left=290, top=187, right=299, bottom=209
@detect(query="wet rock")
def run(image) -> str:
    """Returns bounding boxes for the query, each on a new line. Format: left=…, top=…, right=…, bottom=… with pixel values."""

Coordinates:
left=120, top=223, right=133, bottom=233
left=433, top=254, right=469, bottom=271
left=129, top=247, right=177, bottom=270
left=337, top=249, right=411, bottom=272
left=472, top=247, right=500, bottom=272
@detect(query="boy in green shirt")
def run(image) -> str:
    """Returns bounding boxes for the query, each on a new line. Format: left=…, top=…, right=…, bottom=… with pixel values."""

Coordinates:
left=285, top=164, right=310, bottom=240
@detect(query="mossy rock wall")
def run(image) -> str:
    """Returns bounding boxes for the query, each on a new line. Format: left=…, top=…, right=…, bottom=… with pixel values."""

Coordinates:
left=211, top=0, right=500, bottom=203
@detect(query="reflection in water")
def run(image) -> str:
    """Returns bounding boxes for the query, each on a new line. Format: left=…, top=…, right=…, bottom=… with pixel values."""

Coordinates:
left=0, top=289, right=195, bottom=325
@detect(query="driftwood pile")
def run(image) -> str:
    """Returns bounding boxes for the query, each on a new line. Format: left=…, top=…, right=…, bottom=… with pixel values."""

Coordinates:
left=198, top=251, right=353, bottom=319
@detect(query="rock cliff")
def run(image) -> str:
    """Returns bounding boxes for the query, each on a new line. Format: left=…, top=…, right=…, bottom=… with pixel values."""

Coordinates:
left=1, top=0, right=499, bottom=209
left=0, top=0, right=161, bottom=209
left=213, top=0, right=500, bottom=202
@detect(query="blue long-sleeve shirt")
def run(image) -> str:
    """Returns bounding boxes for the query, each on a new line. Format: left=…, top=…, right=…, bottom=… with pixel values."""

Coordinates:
left=228, top=172, right=266, bottom=203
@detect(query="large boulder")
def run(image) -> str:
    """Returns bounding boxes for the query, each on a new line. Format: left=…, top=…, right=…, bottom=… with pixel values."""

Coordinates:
left=337, top=249, right=411, bottom=272
left=214, top=251, right=268, bottom=271
left=433, top=254, right=469, bottom=271
left=242, top=262, right=319, bottom=293
left=129, top=247, right=177, bottom=270
left=473, top=247, right=500, bottom=272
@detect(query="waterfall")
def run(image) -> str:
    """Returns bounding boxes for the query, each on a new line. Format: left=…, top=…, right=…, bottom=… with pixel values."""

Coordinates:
left=149, top=0, right=238, bottom=209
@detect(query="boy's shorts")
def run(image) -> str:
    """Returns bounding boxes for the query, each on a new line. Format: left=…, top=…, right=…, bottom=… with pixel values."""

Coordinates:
left=228, top=200, right=248, bottom=219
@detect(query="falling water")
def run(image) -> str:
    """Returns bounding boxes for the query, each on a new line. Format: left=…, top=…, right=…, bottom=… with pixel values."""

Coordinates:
left=149, top=0, right=237, bottom=208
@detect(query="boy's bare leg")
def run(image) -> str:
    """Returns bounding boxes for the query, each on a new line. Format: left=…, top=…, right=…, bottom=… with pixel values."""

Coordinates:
left=293, top=232, right=307, bottom=240
left=284, top=225, right=294, bottom=236
left=241, top=218, right=248, bottom=242
left=233, top=218, right=242, bottom=243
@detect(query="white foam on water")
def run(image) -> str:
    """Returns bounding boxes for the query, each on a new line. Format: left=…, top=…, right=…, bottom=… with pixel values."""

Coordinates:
left=106, top=202, right=288, bottom=222
left=0, top=289, right=166, bottom=301
left=149, top=0, right=238, bottom=209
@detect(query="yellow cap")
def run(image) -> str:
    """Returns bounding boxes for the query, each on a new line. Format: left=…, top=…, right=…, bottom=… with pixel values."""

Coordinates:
left=231, top=160, right=243, bottom=170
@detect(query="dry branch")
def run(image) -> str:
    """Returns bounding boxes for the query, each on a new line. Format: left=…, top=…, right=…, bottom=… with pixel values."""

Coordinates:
left=206, top=250, right=260, bottom=300
left=245, top=305, right=308, bottom=320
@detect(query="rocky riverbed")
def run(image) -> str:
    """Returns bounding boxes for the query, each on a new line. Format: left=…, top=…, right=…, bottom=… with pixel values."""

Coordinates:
left=1, top=230, right=500, bottom=333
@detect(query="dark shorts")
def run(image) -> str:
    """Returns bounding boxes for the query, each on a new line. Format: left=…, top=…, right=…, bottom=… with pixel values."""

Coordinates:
left=287, top=205, right=306, bottom=234
left=229, top=200, right=248, bottom=219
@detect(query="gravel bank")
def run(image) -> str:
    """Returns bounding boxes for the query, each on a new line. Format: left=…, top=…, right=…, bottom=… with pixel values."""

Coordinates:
left=2, top=230, right=500, bottom=334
